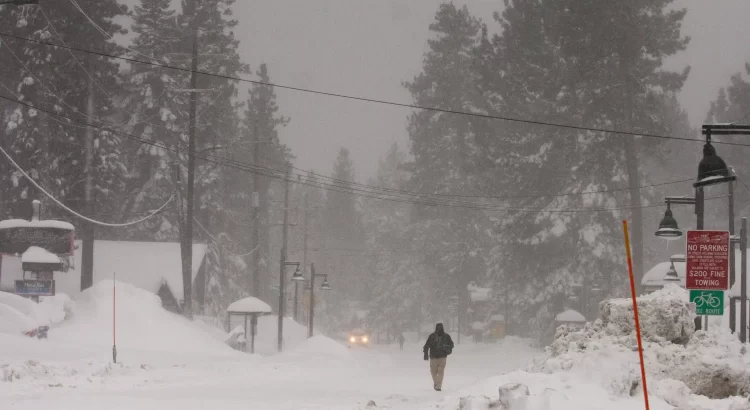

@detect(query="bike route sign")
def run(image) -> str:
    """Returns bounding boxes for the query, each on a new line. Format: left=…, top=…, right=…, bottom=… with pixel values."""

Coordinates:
left=686, top=230, right=730, bottom=290
left=689, top=289, right=724, bottom=316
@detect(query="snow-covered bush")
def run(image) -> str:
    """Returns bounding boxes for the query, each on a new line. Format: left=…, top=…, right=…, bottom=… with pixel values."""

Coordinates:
left=531, top=285, right=750, bottom=400
left=598, top=284, right=695, bottom=344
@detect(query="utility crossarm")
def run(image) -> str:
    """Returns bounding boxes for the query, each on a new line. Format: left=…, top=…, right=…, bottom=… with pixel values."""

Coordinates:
left=702, top=124, right=750, bottom=135
left=664, top=196, right=696, bottom=206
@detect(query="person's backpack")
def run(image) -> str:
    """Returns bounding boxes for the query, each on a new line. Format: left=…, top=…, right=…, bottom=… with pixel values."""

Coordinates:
left=436, top=334, right=452, bottom=356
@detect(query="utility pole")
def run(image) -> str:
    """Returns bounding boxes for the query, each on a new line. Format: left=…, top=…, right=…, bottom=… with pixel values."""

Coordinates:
left=81, top=54, right=95, bottom=291
left=695, top=186, right=704, bottom=331
left=740, top=218, right=747, bottom=343
left=729, top=169, right=736, bottom=333
left=251, top=125, right=262, bottom=298
left=180, top=0, right=200, bottom=318
left=277, top=165, right=291, bottom=352
left=295, top=193, right=309, bottom=322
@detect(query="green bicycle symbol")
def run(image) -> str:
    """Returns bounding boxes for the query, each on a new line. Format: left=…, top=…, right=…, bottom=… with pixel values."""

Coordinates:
left=693, top=292, right=721, bottom=308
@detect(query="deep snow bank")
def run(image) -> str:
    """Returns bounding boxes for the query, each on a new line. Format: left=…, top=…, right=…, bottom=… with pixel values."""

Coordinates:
left=53, top=280, right=235, bottom=355
left=276, top=335, right=352, bottom=366
left=531, top=285, right=750, bottom=407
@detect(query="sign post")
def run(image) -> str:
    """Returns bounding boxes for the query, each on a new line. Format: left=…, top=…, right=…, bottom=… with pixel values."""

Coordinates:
left=689, top=290, right=724, bottom=316
left=686, top=230, right=730, bottom=329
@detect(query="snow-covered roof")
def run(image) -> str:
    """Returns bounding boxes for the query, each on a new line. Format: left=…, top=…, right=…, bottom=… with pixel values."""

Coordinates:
left=21, top=246, right=61, bottom=264
left=227, top=297, right=271, bottom=314
left=644, top=252, right=750, bottom=297
left=556, top=309, right=586, bottom=323
left=641, top=261, right=686, bottom=289
left=0, top=218, right=74, bottom=231
left=471, top=321, right=485, bottom=331
left=489, top=314, right=505, bottom=322
left=0, top=240, right=206, bottom=301
left=467, top=283, right=492, bottom=302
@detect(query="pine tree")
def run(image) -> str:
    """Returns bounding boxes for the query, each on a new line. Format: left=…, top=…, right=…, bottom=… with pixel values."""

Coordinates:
left=706, top=65, right=750, bottom=222
left=478, top=0, right=691, bottom=331
left=321, top=147, right=366, bottom=315
left=404, top=3, right=492, bottom=330
left=0, top=1, right=127, bottom=222
left=236, top=63, right=290, bottom=302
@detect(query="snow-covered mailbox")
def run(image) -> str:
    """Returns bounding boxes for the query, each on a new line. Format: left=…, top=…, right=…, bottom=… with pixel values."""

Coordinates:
left=0, top=200, right=73, bottom=301
left=555, top=309, right=586, bottom=329
left=226, top=297, right=272, bottom=354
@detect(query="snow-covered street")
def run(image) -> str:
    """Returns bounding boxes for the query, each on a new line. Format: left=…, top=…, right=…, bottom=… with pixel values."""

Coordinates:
left=1, top=336, right=540, bottom=410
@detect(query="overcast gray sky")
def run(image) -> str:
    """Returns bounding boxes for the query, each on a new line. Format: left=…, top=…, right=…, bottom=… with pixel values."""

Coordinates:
left=123, top=0, right=750, bottom=181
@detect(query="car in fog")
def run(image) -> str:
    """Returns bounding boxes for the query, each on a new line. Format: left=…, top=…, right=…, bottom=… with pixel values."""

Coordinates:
left=347, top=328, right=370, bottom=347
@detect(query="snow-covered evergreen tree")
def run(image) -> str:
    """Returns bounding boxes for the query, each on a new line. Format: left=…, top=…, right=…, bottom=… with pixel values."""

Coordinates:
left=0, top=1, right=127, bottom=223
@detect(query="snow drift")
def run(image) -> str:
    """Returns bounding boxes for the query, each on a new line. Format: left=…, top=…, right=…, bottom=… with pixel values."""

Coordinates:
left=52, top=280, right=236, bottom=356
left=531, top=284, right=750, bottom=407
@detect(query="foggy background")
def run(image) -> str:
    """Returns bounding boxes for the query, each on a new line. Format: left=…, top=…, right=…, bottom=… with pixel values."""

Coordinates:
left=112, top=0, right=750, bottom=179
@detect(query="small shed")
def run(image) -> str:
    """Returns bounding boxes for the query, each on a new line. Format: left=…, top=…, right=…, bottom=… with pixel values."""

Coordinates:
left=555, top=309, right=586, bottom=328
left=226, top=297, right=272, bottom=353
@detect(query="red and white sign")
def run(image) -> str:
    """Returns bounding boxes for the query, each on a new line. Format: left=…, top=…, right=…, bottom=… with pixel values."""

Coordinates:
left=686, top=230, right=730, bottom=290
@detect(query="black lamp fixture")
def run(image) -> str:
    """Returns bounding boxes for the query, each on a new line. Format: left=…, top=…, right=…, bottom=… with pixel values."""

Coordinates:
left=663, top=261, right=680, bottom=284
left=694, top=138, right=736, bottom=188
left=319, top=277, right=332, bottom=291
left=655, top=205, right=682, bottom=239
left=290, top=266, right=305, bottom=282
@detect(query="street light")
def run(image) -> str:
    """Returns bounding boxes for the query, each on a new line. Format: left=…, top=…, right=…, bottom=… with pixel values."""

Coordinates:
left=694, top=139, right=735, bottom=188
left=663, top=260, right=680, bottom=285
left=290, top=265, right=305, bottom=282
left=655, top=205, right=682, bottom=239
left=306, top=263, right=331, bottom=338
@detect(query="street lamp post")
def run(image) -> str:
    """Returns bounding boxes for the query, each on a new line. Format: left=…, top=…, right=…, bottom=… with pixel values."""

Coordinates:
left=655, top=124, right=744, bottom=333
left=277, top=260, right=300, bottom=352
left=307, top=263, right=331, bottom=338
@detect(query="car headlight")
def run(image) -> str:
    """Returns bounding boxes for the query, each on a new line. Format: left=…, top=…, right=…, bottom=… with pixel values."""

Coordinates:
left=349, top=336, right=356, bottom=343
left=362, top=336, right=369, bottom=343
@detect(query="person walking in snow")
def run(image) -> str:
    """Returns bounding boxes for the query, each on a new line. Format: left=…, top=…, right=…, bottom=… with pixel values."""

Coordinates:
left=422, top=323, right=454, bottom=391
left=398, top=333, right=405, bottom=350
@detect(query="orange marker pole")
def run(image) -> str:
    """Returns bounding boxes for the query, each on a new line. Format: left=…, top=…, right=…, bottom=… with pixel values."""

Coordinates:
left=113, top=273, right=117, bottom=364
left=623, top=220, right=650, bottom=410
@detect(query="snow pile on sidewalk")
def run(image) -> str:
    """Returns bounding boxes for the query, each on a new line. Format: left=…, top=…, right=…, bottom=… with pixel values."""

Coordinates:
left=253, top=315, right=309, bottom=354
left=529, top=284, right=750, bottom=408
left=277, top=335, right=351, bottom=365
left=0, top=291, right=72, bottom=335
left=442, top=370, right=748, bottom=410
left=52, top=280, right=236, bottom=356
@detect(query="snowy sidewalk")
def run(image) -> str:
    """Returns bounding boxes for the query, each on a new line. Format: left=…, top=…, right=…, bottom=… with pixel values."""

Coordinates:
left=1, top=338, right=541, bottom=410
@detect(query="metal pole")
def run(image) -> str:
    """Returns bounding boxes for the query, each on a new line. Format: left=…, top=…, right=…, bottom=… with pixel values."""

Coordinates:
left=308, top=263, right=316, bottom=338
left=251, top=315, right=256, bottom=354
left=251, top=125, right=261, bottom=297
left=741, top=218, right=747, bottom=343
left=81, top=53, right=95, bottom=292
left=181, top=0, right=200, bottom=319
left=694, top=186, right=704, bottom=331
left=243, top=315, right=248, bottom=353
left=729, top=169, right=737, bottom=333
left=277, top=166, right=290, bottom=352
left=300, top=193, right=309, bottom=322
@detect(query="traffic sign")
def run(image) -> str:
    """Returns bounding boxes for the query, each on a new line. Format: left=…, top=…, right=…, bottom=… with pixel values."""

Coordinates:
left=686, top=230, right=730, bottom=290
left=689, top=290, right=724, bottom=316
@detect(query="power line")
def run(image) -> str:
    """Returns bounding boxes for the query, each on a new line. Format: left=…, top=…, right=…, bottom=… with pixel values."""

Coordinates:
left=0, top=93, right=712, bottom=215
left=2, top=31, right=750, bottom=149
left=0, top=143, right=173, bottom=227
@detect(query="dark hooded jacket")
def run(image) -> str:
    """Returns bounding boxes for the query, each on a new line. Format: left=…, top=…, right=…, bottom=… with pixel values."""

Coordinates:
left=423, top=323, right=454, bottom=359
